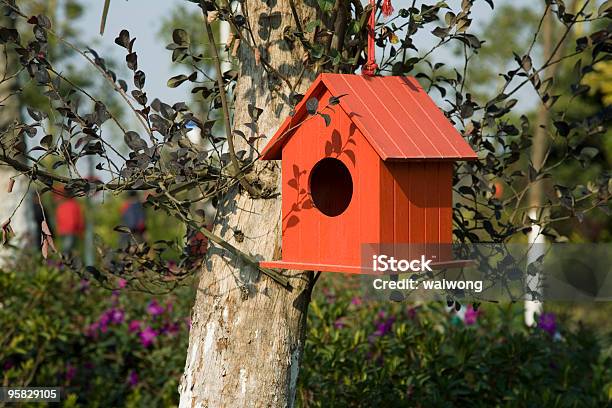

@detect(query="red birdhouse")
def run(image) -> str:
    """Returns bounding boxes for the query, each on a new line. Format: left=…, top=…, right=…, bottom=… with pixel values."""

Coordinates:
left=259, top=74, right=477, bottom=273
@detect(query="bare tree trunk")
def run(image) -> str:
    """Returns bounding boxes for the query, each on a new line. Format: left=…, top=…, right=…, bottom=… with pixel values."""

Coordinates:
left=179, top=2, right=319, bottom=406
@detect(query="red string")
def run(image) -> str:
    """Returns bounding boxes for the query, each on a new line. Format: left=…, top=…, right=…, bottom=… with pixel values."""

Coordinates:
left=382, top=0, right=394, bottom=17
left=362, top=0, right=378, bottom=76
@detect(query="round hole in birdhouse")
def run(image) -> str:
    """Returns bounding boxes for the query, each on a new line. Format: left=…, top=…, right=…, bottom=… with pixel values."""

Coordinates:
left=309, top=158, right=353, bottom=217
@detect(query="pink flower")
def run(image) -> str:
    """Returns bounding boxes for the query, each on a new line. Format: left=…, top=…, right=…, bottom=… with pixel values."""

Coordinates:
left=79, top=279, right=90, bottom=292
left=85, top=322, right=100, bottom=337
left=350, top=296, right=362, bottom=306
left=128, top=320, right=141, bottom=333
left=147, top=300, right=164, bottom=316
left=139, top=326, right=157, bottom=347
left=117, top=278, right=127, bottom=289
left=463, top=305, right=480, bottom=326
left=334, top=317, right=347, bottom=329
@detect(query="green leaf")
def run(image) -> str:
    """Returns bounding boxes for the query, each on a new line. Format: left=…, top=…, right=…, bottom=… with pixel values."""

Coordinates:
left=167, top=74, right=189, bottom=88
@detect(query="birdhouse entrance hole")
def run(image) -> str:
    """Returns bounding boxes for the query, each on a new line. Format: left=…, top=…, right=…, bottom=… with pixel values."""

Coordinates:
left=309, top=158, right=353, bottom=217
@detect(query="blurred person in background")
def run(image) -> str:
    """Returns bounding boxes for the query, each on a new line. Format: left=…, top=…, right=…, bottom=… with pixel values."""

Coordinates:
left=120, top=191, right=146, bottom=247
left=54, top=188, right=85, bottom=254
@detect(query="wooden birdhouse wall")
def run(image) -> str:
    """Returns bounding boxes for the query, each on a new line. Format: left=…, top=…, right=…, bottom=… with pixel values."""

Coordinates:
left=281, top=89, right=382, bottom=269
left=380, top=161, right=454, bottom=260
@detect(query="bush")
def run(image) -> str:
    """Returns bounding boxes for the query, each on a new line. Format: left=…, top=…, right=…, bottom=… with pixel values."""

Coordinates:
left=0, top=257, right=193, bottom=407
left=298, top=285, right=612, bottom=407
left=2, top=261, right=611, bottom=407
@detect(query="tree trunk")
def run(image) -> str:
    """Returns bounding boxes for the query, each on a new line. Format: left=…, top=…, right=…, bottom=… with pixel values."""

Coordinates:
left=179, top=2, right=319, bottom=406
left=0, top=15, right=33, bottom=268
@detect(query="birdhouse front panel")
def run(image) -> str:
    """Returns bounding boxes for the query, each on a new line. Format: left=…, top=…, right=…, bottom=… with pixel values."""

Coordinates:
left=259, top=73, right=477, bottom=273
left=278, top=88, right=383, bottom=272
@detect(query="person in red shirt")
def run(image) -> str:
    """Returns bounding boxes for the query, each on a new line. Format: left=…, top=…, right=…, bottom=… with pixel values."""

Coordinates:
left=55, top=190, right=85, bottom=254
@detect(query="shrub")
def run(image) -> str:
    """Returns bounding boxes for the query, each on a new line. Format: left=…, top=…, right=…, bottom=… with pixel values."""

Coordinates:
left=0, top=257, right=193, bottom=407
left=2, top=260, right=611, bottom=407
left=298, top=285, right=612, bottom=407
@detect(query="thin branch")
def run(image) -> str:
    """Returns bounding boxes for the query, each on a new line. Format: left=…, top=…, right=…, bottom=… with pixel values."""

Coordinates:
left=202, top=12, right=260, bottom=197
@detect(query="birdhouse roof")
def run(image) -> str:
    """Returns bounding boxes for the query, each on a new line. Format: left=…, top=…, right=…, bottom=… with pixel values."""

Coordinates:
left=260, top=73, right=478, bottom=161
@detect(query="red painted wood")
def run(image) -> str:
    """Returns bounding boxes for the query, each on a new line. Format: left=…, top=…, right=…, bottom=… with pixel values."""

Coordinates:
left=261, top=73, right=478, bottom=161
left=260, top=74, right=476, bottom=273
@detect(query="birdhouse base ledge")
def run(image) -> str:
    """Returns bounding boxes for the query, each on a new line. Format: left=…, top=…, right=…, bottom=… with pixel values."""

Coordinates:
left=260, top=259, right=474, bottom=274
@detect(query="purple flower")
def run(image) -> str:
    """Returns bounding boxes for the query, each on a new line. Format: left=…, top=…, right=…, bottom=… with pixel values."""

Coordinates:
left=98, top=312, right=110, bottom=327
left=463, top=305, right=480, bottom=326
left=128, top=320, right=141, bottom=333
left=147, top=300, right=164, bottom=316
left=3, top=360, right=14, bottom=370
left=139, top=326, right=157, bottom=347
left=538, top=312, right=557, bottom=336
left=406, top=307, right=417, bottom=320
left=372, top=315, right=396, bottom=338
left=65, top=364, right=76, bottom=382
left=109, top=308, right=125, bottom=324
left=128, top=370, right=139, bottom=387
left=351, top=296, right=362, bottom=306
left=161, top=322, right=180, bottom=336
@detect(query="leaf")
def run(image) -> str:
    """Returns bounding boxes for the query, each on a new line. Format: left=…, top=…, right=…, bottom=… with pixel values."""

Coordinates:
left=167, top=74, right=189, bottom=88
left=124, top=131, right=147, bottom=152
left=40, top=134, right=53, bottom=149
left=306, top=97, right=318, bottom=115
left=432, top=27, right=450, bottom=38
left=114, top=29, right=130, bottom=48
left=114, top=225, right=132, bottom=233
left=126, top=52, right=138, bottom=70
left=27, top=107, right=43, bottom=121
left=553, top=121, right=570, bottom=137
left=319, top=113, right=331, bottom=127
left=172, top=29, right=189, bottom=46
left=0, top=27, right=19, bottom=43
left=37, top=14, right=52, bottom=29
left=579, top=147, right=598, bottom=160
left=134, top=70, right=145, bottom=89
left=118, top=79, right=128, bottom=92
left=328, top=93, right=347, bottom=106
left=41, top=220, right=52, bottom=236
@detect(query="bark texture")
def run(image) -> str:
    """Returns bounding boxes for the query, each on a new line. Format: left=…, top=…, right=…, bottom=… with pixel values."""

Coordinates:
left=179, top=2, right=319, bottom=407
